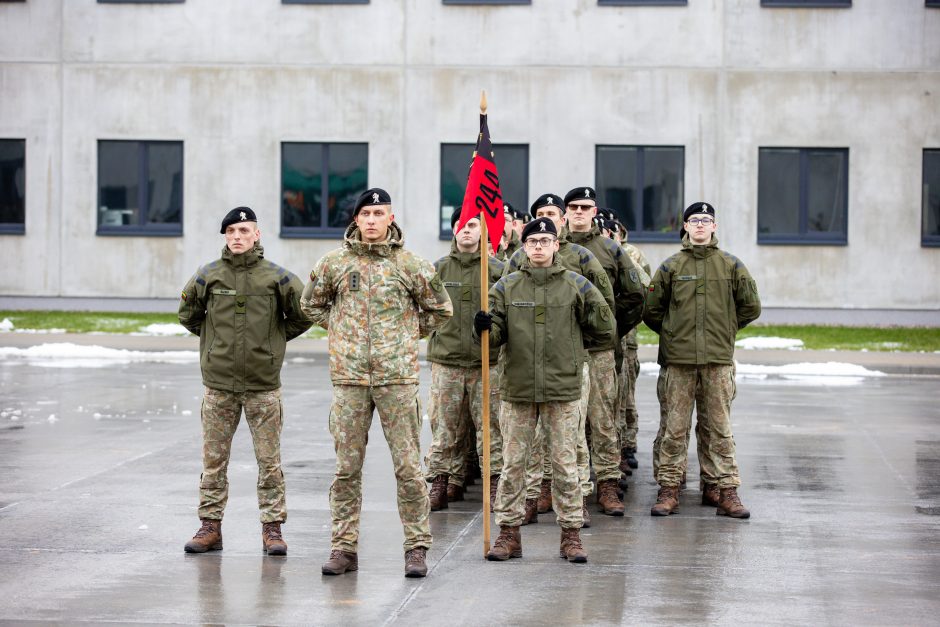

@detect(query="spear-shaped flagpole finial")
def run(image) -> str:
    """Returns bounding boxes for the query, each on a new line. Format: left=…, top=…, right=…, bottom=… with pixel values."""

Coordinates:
left=480, top=90, right=487, bottom=115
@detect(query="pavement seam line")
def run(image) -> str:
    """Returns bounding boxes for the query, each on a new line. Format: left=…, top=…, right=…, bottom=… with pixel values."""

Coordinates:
left=381, top=509, right=484, bottom=627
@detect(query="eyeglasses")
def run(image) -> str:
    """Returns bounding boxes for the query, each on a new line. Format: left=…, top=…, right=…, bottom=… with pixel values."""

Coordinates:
left=566, top=204, right=595, bottom=213
left=686, top=217, right=714, bottom=226
left=524, top=237, right=557, bottom=249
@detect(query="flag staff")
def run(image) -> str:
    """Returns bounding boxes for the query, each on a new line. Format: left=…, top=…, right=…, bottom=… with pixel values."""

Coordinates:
left=479, top=89, right=492, bottom=557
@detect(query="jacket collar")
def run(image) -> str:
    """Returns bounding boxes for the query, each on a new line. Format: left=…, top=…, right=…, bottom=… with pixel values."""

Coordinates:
left=344, top=221, right=404, bottom=258
left=449, top=238, right=482, bottom=266
left=681, top=233, right=719, bottom=258
left=566, top=224, right=600, bottom=245
left=221, top=243, right=264, bottom=268
left=520, top=255, right=566, bottom=286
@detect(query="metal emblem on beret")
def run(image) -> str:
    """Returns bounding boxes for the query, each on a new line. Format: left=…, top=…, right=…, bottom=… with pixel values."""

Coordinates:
left=539, top=221, right=547, bottom=232
left=702, top=203, right=708, bottom=212
left=584, top=188, right=591, bottom=198
left=546, top=197, right=554, bottom=205
left=372, top=192, right=379, bottom=204
left=239, top=211, right=247, bottom=221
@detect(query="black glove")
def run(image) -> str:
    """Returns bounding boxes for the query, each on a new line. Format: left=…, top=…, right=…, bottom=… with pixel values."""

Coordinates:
left=473, top=310, right=493, bottom=334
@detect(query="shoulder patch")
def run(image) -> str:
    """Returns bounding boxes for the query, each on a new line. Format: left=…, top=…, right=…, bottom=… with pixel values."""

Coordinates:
left=430, top=275, right=444, bottom=292
left=494, top=278, right=507, bottom=293
left=279, top=275, right=290, bottom=286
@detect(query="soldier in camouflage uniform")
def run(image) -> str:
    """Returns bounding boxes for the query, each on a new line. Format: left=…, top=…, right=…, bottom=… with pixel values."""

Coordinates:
left=497, top=202, right=522, bottom=261
left=301, top=188, right=453, bottom=578
left=179, top=206, right=311, bottom=556
left=425, top=209, right=505, bottom=511
left=564, top=189, right=646, bottom=516
left=475, top=217, right=614, bottom=563
left=644, top=202, right=761, bottom=519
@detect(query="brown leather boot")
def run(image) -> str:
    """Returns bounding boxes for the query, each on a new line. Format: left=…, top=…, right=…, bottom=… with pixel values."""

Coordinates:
left=321, top=549, right=358, bottom=575
left=559, top=527, right=588, bottom=563
left=404, top=547, right=428, bottom=577
left=596, top=479, right=625, bottom=516
left=581, top=496, right=592, bottom=528
left=716, top=487, right=751, bottom=519
left=184, top=519, right=222, bottom=553
left=618, top=448, right=634, bottom=476
left=522, top=498, right=538, bottom=525
left=536, top=478, right=553, bottom=513
left=261, top=522, right=287, bottom=556
left=447, top=483, right=465, bottom=503
left=650, top=485, right=680, bottom=516
left=702, top=483, right=721, bottom=507
left=429, top=474, right=448, bottom=511
left=489, top=474, right=500, bottom=508
left=486, top=525, right=522, bottom=561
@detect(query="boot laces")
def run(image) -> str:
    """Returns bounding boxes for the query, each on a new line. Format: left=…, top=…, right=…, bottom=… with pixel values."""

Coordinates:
left=655, top=488, right=673, bottom=504
left=194, top=520, right=217, bottom=538
left=724, top=489, right=742, bottom=507
left=493, top=530, right=515, bottom=550
left=263, top=523, right=283, bottom=541
left=406, top=547, right=426, bottom=564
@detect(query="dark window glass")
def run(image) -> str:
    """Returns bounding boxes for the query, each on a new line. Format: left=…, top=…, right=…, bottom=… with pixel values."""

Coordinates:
left=758, top=147, right=848, bottom=245
left=924, top=150, right=940, bottom=247
left=761, top=0, right=850, bottom=6
left=281, top=142, right=368, bottom=238
left=595, top=145, right=684, bottom=242
left=929, top=1, right=940, bottom=8
left=440, top=143, right=528, bottom=240
left=599, top=1, right=687, bottom=6
left=97, top=140, right=183, bottom=236
left=98, top=1, right=185, bottom=4
left=443, top=0, right=530, bottom=4
left=282, top=0, right=368, bottom=4
left=0, top=139, right=25, bottom=234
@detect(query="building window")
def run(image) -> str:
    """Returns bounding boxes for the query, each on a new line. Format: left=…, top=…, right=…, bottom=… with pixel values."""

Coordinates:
left=0, top=139, right=25, bottom=235
left=928, top=1, right=940, bottom=8
left=599, top=1, right=687, bottom=6
left=439, top=143, right=528, bottom=241
left=282, top=0, right=368, bottom=4
left=595, top=145, right=684, bottom=242
left=281, top=142, right=368, bottom=238
left=757, top=147, right=848, bottom=245
left=924, top=150, right=940, bottom=247
left=443, top=0, right=530, bottom=5
left=761, top=0, right=851, bottom=7
left=97, top=0, right=185, bottom=4
left=97, top=140, right=183, bottom=236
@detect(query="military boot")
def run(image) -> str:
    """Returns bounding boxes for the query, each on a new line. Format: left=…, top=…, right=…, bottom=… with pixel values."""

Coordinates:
left=624, top=447, right=638, bottom=469
left=522, top=498, right=538, bottom=525
left=404, top=547, right=428, bottom=577
left=486, top=525, right=522, bottom=561
left=618, top=448, right=634, bottom=476
left=650, top=486, right=680, bottom=516
left=489, top=474, right=500, bottom=509
left=581, top=496, right=592, bottom=528
left=184, top=519, right=222, bottom=553
left=702, top=483, right=721, bottom=507
left=261, top=522, right=287, bottom=556
left=597, top=479, right=625, bottom=516
left=559, top=527, right=588, bottom=563
left=465, top=456, right=481, bottom=487
left=321, top=549, right=358, bottom=575
left=429, top=474, right=449, bottom=511
left=716, top=487, right=751, bottom=519
left=446, top=482, right=465, bottom=503
left=536, top=478, right=553, bottom=513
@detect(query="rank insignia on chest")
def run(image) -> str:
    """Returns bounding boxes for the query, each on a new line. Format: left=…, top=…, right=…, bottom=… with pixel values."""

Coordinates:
left=348, top=271, right=361, bottom=292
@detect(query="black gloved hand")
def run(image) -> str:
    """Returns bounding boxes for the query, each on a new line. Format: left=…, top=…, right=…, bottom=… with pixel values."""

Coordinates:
left=473, top=310, right=493, bottom=334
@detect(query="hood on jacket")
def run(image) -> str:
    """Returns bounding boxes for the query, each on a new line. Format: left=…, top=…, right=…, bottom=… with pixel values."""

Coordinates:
left=343, top=221, right=404, bottom=257
left=221, top=243, right=264, bottom=267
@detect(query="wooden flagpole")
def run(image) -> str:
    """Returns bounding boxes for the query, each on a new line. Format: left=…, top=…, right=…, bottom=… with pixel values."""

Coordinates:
left=479, top=89, right=492, bottom=558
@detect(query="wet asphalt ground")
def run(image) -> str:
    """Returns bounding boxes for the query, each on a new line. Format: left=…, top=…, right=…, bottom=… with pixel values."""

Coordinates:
left=1, top=349, right=939, bottom=625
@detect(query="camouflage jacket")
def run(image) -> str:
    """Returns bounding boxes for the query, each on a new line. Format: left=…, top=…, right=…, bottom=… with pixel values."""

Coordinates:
left=427, top=239, right=505, bottom=368
left=300, top=222, right=453, bottom=386
left=644, top=235, right=761, bottom=366
left=179, top=244, right=311, bottom=393
left=504, top=235, right=616, bottom=353
left=567, top=224, right=646, bottom=337
left=621, top=240, right=652, bottom=350
left=496, top=229, right=521, bottom=261
left=477, top=257, right=614, bottom=403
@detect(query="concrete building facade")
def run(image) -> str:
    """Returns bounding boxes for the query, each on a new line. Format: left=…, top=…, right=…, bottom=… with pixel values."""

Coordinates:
left=1, top=0, right=938, bottom=316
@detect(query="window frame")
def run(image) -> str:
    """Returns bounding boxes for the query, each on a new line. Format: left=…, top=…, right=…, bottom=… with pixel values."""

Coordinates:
left=97, top=0, right=185, bottom=4
left=923, top=149, right=940, bottom=248
left=282, top=0, right=369, bottom=4
left=595, top=144, right=685, bottom=243
left=598, top=1, right=687, bottom=6
left=439, top=142, right=529, bottom=241
left=757, top=146, right=849, bottom=246
left=96, top=140, right=184, bottom=237
left=0, top=138, right=26, bottom=235
left=761, top=0, right=851, bottom=7
left=279, top=141, right=369, bottom=239
left=442, top=0, right=530, bottom=5
left=927, top=1, right=940, bottom=8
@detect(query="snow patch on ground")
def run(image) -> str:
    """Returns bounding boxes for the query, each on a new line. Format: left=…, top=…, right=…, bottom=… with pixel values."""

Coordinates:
left=735, top=336, right=804, bottom=350
left=0, top=343, right=198, bottom=368
left=0, top=318, right=13, bottom=332
left=133, top=323, right=190, bottom=336
left=641, top=360, right=885, bottom=385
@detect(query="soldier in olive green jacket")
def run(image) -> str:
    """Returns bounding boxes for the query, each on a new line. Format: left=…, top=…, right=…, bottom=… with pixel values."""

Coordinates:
left=179, top=206, right=311, bottom=557
left=644, top=202, right=760, bottom=520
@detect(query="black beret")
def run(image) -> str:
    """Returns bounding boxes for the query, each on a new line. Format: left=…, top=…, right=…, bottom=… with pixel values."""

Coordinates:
left=354, top=188, right=392, bottom=216
left=593, top=217, right=605, bottom=230
left=564, top=186, right=596, bottom=206
left=451, top=206, right=463, bottom=229
left=521, top=216, right=558, bottom=241
left=597, top=208, right=615, bottom=222
left=503, top=201, right=516, bottom=220
left=683, top=201, right=716, bottom=223
left=604, top=219, right=620, bottom=235
left=220, top=206, right=257, bottom=234
left=529, top=193, right=563, bottom=217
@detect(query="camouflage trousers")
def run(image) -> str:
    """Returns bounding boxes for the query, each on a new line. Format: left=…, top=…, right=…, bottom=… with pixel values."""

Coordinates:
left=654, top=364, right=741, bottom=489
left=425, top=363, right=503, bottom=483
left=652, top=367, right=710, bottom=488
left=495, top=400, right=583, bottom=529
left=198, top=387, right=285, bottom=523
left=329, top=384, right=431, bottom=553
left=582, top=349, right=621, bottom=482
left=617, top=336, right=641, bottom=451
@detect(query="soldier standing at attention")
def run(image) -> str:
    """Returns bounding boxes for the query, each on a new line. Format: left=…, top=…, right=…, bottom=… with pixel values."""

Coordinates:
left=563, top=188, right=646, bottom=514
left=425, top=209, right=505, bottom=511
left=644, top=202, right=761, bottom=519
left=497, top=201, right=522, bottom=261
left=179, top=207, right=311, bottom=556
left=475, top=217, right=614, bottom=563
left=301, top=188, right=453, bottom=577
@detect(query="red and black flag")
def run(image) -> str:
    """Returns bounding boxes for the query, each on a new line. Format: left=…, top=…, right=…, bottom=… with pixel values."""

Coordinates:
left=456, top=113, right=504, bottom=256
